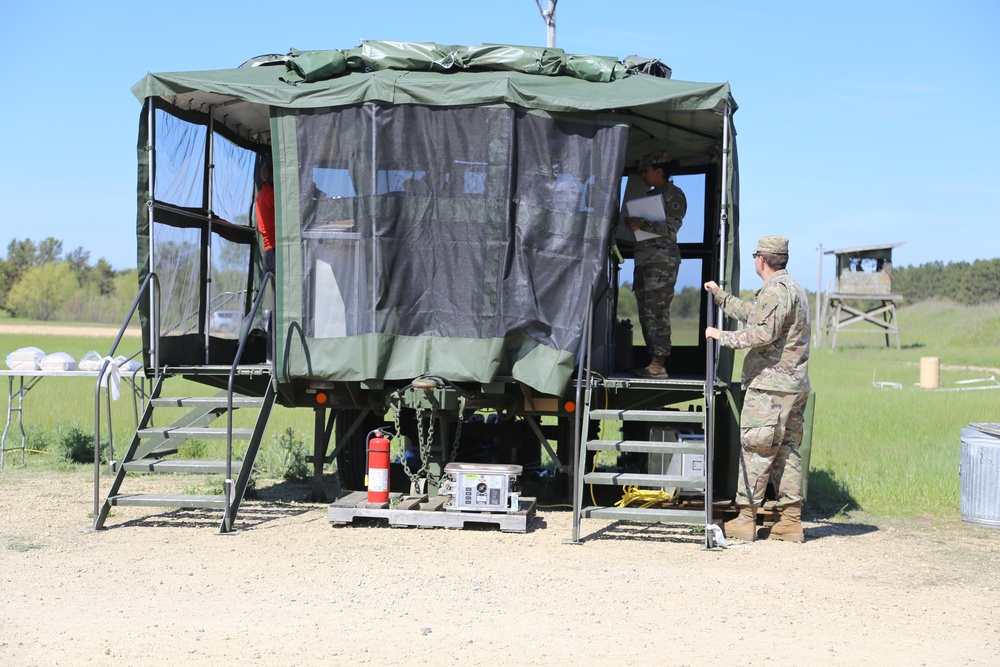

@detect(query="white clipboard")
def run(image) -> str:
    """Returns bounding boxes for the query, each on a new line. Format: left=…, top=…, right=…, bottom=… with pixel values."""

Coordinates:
left=625, top=194, right=666, bottom=241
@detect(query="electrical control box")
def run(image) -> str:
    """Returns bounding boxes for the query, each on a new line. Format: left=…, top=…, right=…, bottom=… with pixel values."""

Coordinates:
left=442, top=462, right=522, bottom=513
left=649, top=427, right=705, bottom=496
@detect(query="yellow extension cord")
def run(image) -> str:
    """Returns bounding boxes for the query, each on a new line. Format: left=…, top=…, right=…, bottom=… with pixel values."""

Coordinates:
left=539, top=371, right=678, bottom=510
left=587, top=370, right=679, bottom=509
left=614, top=485, right=677, bottom=508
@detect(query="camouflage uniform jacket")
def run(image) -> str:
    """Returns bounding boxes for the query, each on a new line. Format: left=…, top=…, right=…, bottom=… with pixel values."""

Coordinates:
left=713, top=270, right=811, bottom=393
left=633, top=181, right=686, bottom=257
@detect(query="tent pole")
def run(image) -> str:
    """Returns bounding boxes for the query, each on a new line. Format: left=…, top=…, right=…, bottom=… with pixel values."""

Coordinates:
left=205, top=111, right=215, bottom=365
left=718, top=102, right=731, bottom=297
left=147, top=99, right=158, bottom=370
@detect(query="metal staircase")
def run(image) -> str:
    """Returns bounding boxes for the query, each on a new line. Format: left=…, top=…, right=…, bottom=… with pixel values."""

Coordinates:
left=570, top=378, right=719, bottom=548
left=92, top=270, right=279, bottom=533
left=568, top=295, right=722, bottom=549
left=93, top=366, right=275, bottom=533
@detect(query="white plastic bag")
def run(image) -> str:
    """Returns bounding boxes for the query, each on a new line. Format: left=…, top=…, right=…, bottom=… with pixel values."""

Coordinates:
left=78, top=350, right=103, bottom=371
left=5, top=346, right=46, bottom=371
left=40, top=352, right=77, bottom=372
left=115, top=355, right=142, bottom=374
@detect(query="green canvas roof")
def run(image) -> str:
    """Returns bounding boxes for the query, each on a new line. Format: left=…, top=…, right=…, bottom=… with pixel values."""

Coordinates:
left=134, top=42, right=740, bottom=396
left=132, top=40, right=736, bottom=167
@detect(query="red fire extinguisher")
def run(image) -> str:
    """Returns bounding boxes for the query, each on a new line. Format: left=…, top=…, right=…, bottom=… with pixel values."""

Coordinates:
left=366, top=431, right=390, bottom=503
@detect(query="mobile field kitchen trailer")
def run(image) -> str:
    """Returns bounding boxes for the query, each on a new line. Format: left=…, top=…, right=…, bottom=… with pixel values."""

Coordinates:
left=94, top=42, right=804, bottom=548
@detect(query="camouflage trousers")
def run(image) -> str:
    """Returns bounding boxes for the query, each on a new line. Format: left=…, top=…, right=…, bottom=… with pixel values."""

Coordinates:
left=736, top=388, right=808, bottom=508
left=633, top=256, right=679, bottom=358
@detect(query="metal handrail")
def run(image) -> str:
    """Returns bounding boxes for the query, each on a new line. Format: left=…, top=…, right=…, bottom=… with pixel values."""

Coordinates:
left=221, top=270, right=275, bottom=533
left=703, top=291, right=719, bottom=548
left=569, top=285, right=595, bottom=544
left=93, top=271, right=161, bottom=524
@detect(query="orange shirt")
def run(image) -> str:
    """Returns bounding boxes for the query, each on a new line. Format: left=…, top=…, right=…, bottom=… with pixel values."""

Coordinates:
left=255, top=183, right=275, bottom=250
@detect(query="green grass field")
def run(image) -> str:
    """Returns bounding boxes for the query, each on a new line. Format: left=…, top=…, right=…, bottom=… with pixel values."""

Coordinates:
left=2, top=299, right=998, bottom=520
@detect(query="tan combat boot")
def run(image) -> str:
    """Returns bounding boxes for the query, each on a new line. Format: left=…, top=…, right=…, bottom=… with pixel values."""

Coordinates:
left=634, top=355, right=667, bottom=378
left=769, top=502, right=804, bottom=542
left=723, top=504, right=758, bottom=541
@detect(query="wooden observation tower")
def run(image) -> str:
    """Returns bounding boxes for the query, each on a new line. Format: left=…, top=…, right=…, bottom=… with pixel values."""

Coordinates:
left=820, top=243, right=904, bottom=349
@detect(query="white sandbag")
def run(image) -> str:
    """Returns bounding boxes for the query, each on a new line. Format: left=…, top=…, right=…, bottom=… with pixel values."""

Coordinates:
left=40, top=352, right=77, bottom=372
left=5, top=346, right=46, bottom=371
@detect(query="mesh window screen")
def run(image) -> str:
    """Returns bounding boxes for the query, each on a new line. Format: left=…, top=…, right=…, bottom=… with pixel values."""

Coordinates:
left=153, top=109, right=206, bottom=208
left=212, top=133, right=256, bottom=226
left=209, top=231, right=251, bottom=339
left=294, top=103, right=628, bottom=384
left=501, top=112, right=628, bottom=351
left=152, top=221, right=202, bottom=336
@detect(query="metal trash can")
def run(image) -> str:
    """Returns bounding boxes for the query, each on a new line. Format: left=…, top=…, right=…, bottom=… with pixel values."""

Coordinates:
left=960, top=424, right=1000, bottom=528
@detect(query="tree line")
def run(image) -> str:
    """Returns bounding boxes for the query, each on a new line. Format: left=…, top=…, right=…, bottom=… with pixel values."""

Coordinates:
left=892, top=258, right=1000, bottom=305
left=0, top=237, right=136, bottom=323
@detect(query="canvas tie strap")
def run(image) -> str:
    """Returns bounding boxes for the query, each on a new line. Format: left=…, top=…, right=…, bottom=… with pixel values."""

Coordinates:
left=99, top=357, right=122, bottom=401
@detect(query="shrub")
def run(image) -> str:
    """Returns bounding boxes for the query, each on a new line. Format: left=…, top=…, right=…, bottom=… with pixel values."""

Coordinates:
left=6, top=263, right=79, bottom=321
left=277, top=428, right=310, bottom=482
left=60, top=426, right=106, bottom=464
left=256, top=428, right=310, bottom=482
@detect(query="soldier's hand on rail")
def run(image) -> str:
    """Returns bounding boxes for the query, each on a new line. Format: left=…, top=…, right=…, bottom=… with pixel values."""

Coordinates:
left=704, top=326, right=722, bottom=341
left=625, top=217, right=640, bottom=232
left=703, top=281, right=720, bottom=295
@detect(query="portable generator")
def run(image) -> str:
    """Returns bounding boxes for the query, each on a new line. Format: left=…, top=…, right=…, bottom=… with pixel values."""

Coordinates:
left=442, top=462, right=522, bottom=513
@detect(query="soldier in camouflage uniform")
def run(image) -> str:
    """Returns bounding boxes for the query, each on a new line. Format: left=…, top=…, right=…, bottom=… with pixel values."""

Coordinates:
left=704, top=235, right=811, bottom=542
left=626, top=150, right=687, bottom=378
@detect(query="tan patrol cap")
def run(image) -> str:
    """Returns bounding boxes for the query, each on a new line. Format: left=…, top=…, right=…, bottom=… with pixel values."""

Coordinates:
left=756, top=235, right=789, bottom=254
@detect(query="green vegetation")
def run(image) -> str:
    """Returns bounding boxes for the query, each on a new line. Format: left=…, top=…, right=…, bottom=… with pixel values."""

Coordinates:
left=894, top=258, right=1000, bottom=305
left=0, top=237, right=136, bottom=323
left=805, top=299, right=1000, bottom=518
left=60, top=426, right=106, bottom=464
left=2, top=299, right=999, bottom=522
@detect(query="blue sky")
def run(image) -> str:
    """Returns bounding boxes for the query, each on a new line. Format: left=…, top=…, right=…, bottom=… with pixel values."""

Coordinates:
left=1, top=1, right=997, bottom=291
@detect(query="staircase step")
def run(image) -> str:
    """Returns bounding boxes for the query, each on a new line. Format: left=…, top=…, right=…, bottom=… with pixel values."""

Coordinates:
left=150, top=396, right=264, bottom=409
left=137, top=427, right=255, bottom=440
left=589, top=409, right=706, bottom=424
left=586, top=439, right=706, bottom=455
left=120, top=459, right=244, bottom=474
left=581, top=505, right=708, bottom=524
left=583, top=471, right=706, bottom=488
left=107, top=494, right=228, bottom=509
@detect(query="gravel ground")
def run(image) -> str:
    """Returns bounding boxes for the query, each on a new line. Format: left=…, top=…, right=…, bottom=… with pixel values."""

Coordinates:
left=1, top=466, right=998, bottom=666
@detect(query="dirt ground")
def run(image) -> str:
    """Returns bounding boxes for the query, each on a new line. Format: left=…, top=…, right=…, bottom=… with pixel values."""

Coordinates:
left=0, top=467, right=998, bottom=666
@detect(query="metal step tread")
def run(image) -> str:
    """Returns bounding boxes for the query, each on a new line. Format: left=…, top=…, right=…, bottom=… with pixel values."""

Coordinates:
left=583, top=471, right=706, bottom=488
left=588, top=409, right=706, bottom=424
left=137, top=427, right=255, bottom=439
left=162, top=364, right=272, bottom=376
left=586, top=439, right=706, bottom=454
left=581, top=505, right=708, bottom=523
left=150, top=396, right=264, bottom=408
left=596, top=376, right=711, bottom=390
left=119, top=459, right=244, bottom=474
left=107, top=493, right=228, bottom=509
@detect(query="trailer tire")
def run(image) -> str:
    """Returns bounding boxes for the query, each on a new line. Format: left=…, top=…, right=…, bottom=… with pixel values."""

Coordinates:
left=335, top=410, right=386, bottom=491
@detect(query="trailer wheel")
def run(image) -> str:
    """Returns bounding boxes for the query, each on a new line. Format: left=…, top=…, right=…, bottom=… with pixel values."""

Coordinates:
left=335, top=410, right=386, bottom=491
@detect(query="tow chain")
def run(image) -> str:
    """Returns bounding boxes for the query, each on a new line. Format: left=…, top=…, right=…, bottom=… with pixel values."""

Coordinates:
left=390, top=390, right=467, bottom=493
